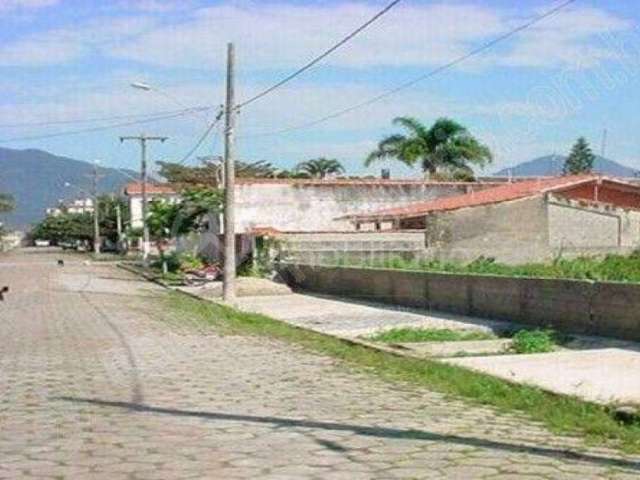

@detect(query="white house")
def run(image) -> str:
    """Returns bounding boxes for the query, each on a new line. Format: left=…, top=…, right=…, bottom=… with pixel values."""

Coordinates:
left=46, top=198, right=94, bottom=217
left=124, top=182, right=181, bottom=229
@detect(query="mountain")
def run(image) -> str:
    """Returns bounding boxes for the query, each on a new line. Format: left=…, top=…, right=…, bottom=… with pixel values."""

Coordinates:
left=0, top=147, right=137, bottom=229
left=495, top=155, right=639, bottom=178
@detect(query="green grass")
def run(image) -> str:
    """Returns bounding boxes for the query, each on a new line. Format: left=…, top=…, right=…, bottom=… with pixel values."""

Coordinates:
left=335, top=251, right=640, bottom=283
left=511, top=329, right=557, bottom=354
left=369, top=327, right=496, bottom=343
left=162, top=291, right=640, bottom=453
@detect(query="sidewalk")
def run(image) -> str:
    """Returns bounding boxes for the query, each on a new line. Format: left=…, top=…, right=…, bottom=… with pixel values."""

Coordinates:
left=216, top=291, right=640, bottom=407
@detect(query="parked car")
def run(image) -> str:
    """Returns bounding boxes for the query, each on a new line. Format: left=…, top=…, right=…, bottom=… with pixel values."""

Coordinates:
left=34, top=240, right=51, bottom=247
left=59, top=240, right=78, bottom=250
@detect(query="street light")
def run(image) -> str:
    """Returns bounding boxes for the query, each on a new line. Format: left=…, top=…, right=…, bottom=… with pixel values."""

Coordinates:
left=130, top=82, right=152, bottom=91
left=129, top=81, right=210, bottom=124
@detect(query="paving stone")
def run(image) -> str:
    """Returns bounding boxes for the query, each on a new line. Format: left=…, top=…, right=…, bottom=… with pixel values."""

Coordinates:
left=1, top=249, right=639, bottom=479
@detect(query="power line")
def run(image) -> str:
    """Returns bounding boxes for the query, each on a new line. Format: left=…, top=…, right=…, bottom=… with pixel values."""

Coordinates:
left=237, top=0, right=403, bottom=109
left=0, top=106, right=211, bottom=129
left=0, top=108, right=211, bottom=144
left=175, top=108, right=225, bottom=166
left=242, top=0, right=577, bottom=138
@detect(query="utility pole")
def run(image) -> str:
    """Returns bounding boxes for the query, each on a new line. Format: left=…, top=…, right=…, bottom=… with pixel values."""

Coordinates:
left=114, top=195, right=123, bottom=253
left=223, top=42, right=237, bottom=303
left=120, top=133, right=167, bottom=265
left=92, top=160, right=101, bottom=256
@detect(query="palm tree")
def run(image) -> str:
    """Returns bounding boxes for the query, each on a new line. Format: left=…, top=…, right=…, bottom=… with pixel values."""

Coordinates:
left=295, top=158, right=345, bottom=179
left=365, top=117, right=492, bottom=177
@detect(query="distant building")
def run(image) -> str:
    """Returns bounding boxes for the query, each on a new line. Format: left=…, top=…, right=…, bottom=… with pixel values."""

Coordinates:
left=46, top=198, right=94, bottom=217
left=341, top=175, right=640, bottom=264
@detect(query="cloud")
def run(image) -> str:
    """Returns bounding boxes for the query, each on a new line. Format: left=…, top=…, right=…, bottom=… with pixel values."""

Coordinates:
left=0, top=0, right=58, bottom=15
left=109, top=3, right=503, bottom=70
left=105, top=2, right=633, bottom=72
left=0, top=2, right=633, bottom=71
left=109, top=0, right=197, bottom=13
left=0, top=16, right=155, bottom=66
left=496, top=6, right=633, bottom=70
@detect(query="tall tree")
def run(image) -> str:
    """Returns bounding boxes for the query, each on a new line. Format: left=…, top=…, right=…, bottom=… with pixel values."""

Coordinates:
left=31, top=213, right=93, bottom=244
left=564, top=137, right=595, bottom=175
left=0, top=193, right=14, bottom=238
left=96, top=195, right=130, bottom=244
left=0, top=193, right=14, bottom=213
left=295, top=158, right=345, bottom=179
left=157, top=158, right=283, bottom=188
left=146, top=187, right=223, bottom=243
left=365, top=117, right=492, bottom=177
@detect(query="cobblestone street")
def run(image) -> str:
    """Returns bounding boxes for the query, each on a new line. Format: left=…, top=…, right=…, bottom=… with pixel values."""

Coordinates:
left=1, top=249, right=639, bottom=479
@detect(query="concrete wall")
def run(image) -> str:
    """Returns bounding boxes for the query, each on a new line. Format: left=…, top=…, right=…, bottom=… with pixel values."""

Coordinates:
left=234, top=181, right=482, bottom=233
left=548, top=195, right=640, bottom=251
left=418, top=194, right=640, bottom=265
left=423, top=196, right=551, bottom=264
left=277, top=231, right=426, bottom=265
left=281, top=264, right=640, bottom=341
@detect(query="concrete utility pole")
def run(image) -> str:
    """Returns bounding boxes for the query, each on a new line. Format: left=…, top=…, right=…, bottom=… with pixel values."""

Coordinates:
left=92, top=161, right=101, bottom=256
left=223, top=42, right=237, bottom=303
left=114, top=195, right=123, bottom=253
left=120, top=133, right=167, bottom=265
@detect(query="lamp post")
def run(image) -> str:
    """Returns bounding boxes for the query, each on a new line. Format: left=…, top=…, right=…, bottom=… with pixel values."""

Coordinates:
left=130, top=81, right=210, bottom=125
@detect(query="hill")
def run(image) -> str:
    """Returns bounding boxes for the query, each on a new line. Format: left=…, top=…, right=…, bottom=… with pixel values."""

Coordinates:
left=495, top=155, right=639, bottom=178
left=0, top=147, right=137, bottom=229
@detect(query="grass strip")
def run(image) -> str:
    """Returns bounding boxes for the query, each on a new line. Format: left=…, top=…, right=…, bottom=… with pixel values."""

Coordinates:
left=370, top=327, right=496, bottom=343
left=163, top=291, right=640, bottom=454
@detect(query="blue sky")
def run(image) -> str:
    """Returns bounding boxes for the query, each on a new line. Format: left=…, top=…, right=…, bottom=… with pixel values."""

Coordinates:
left=0, top=0, right=639, bottom=178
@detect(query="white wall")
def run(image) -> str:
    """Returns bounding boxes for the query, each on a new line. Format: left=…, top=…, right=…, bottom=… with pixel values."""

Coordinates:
left=127, top=181, right=494, bottom=233
left=129, top=194, right=180, bottom=229
left=234, top=182, right=475, bottom=233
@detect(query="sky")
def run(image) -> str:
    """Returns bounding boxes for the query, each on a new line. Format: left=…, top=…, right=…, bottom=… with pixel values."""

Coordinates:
left=0, top=0, right=639, bottom=178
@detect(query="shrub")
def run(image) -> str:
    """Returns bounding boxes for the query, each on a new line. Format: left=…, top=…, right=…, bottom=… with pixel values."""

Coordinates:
left=178, top=252, right=205, bottom=271
left=511, top=329, right=556, bottom=354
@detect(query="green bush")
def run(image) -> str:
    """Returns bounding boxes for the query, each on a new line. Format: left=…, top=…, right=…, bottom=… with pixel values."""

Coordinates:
left=178, top=252, right=205, bottom=271
left=511, top=329, right=556, bottom=354
left=344, top=252, right=640, bottom=284
left=154, top=251, right=205, bottom=274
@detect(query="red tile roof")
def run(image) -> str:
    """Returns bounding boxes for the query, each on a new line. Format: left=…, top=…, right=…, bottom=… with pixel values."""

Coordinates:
left=235, top=178, right=504, bottom=187
left=341, top=175, right=616, bottom=222
left=124, top=182, right=178, bottom=195
left=248, top=226, right=282, bottom=236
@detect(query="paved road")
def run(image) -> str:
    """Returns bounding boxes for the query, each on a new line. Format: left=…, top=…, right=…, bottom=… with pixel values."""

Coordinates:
left=1, top=249, right=639, bottom=479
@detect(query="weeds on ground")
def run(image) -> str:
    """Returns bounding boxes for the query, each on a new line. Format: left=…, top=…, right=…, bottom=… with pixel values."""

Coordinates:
left=335, top=251, right=640, bottom=283
left=369, top=328, right=496, bottom=343
left=511, top=329, right=557, bottom=354
left=163, top=291, right=640, bottom=454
